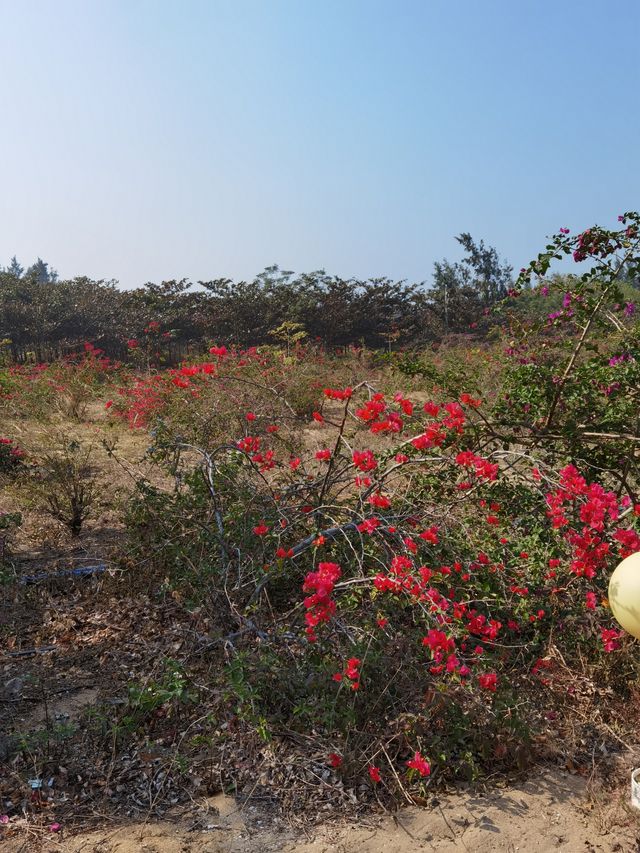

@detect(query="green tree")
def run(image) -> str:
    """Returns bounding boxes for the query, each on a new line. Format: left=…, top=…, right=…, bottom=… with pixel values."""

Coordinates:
left=430, top=235, right=512, bottom=330
left=25, top=257, right=58, bottom=284
left=455, top=233, right=513, bottom=306
left=6, top=256, right=24, bottom=278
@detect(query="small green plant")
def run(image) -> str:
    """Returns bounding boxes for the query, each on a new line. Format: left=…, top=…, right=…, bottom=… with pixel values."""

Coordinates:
left=268, top=321, right=308, bottom=355
left=17, top=721, right=78, bottom=753
left=29, top=440, right=98, bottom=536
left=126, top=659, right=197, bottom=721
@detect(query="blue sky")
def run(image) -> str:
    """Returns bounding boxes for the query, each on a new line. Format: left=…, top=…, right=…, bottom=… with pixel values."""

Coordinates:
left=1, top=0, right=638, bottom=288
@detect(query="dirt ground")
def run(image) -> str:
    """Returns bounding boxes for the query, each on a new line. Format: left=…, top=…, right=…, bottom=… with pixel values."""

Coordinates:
left=2, top=767, right=640, bottom=853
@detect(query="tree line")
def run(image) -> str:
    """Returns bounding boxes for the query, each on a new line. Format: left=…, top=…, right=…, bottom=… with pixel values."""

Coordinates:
left=1, top=237, right=519, bottom=354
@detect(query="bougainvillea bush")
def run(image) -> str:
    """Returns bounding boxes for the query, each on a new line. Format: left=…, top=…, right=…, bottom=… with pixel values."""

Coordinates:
left=2, top=214, right=638, bottom=805
left=0, top=343, right=127, bottom=422
left=115, top=215, right=640, bottom=797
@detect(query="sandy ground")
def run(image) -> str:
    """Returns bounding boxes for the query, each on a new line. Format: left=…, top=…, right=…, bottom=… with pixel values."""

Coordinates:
left=3, top=767, right=640, bottom=853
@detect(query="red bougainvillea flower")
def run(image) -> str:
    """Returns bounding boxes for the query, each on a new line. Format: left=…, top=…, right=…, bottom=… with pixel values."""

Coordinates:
left=345, top=657, right=360, bottom=680
left=585, top=591, right=597, bottom=610
left=614, top=528, right=640, bottom=558
left=455, top=451, right=498, bottom=481
left=323, top=386, right=353, bottom=400
left=275, top=547, right=294, bottom=559
left=368, top=492, right=391, bottom=509
left=353, top=449, right=377, bottom=471
left=601, top=627, right=623, bottom=652
left=315, top=449, right=331, bottom=461
left=368, top=765, right=382, bottom=783
left=127, top=339, right=139, bottom=349
left=411, top=424, right=446, bottom=450
left=355, top=393, right=386, bottom=423
left=328, top=752, right=342, bottom=768
left=394, top=392, right=414, bottom=415
left=312, top=411, right=324, bottom=423
left=406, top=751, right=431, bottom=777
left=246, top=411, right=256, bottom=421
left=478, top=672, right=498, bottom=691
left=302, top=561, right=342, bottom=641
left=370, top=412, right=404, bottom=434
left=105, top=400, right=113, bottom=409
left=252, top=522, right=269, bottom=536
left=419, top=525, right=439, bottom=544
left=459, top=392, right=481, bottom=408
left=209, top=345, right=228, bottom=357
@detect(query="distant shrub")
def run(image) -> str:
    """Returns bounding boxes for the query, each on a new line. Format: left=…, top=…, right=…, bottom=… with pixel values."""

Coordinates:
left=0, top=437, right=25, bottom=475
left=29, top=440, right=99, bottom=536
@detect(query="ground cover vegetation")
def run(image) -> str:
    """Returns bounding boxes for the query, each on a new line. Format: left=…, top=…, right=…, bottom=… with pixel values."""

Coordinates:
left=1, top=215, right=640, bottom=837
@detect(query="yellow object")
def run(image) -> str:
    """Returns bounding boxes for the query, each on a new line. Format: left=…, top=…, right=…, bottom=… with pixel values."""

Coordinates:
left=608, top=551, right=640, bottom=640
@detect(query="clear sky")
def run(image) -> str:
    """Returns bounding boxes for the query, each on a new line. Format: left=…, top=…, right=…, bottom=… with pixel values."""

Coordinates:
left=1, top=0, right=638, bottom=289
